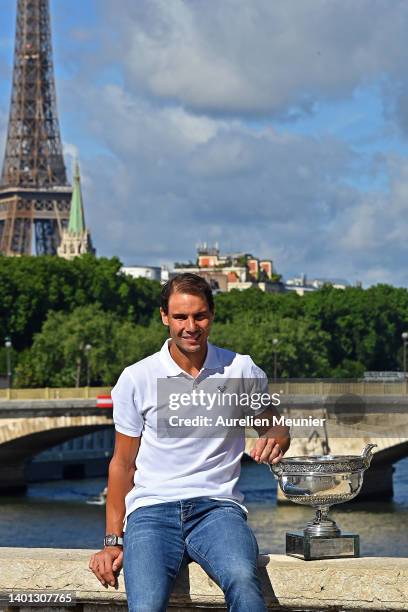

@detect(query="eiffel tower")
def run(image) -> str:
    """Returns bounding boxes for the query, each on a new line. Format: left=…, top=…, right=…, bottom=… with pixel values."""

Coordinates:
left=0, top=0, right=71, bottom=256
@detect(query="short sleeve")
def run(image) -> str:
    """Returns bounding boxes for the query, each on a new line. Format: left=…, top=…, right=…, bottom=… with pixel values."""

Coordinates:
left=111, top=368, right=144, bottom=437
left=244, top=357, right=270, bottom=416
left=249, top=361, right=269, bottom=392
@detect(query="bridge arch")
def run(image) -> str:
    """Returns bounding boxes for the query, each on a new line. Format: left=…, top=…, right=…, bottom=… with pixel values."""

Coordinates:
left=0, top=415, right=113, bottom=493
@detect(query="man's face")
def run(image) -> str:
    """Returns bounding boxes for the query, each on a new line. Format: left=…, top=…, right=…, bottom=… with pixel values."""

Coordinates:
left=160, top=292, right=214, bottom=354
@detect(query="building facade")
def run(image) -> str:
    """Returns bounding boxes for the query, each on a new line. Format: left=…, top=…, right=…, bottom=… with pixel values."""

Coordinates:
left=121, top=265, right=169, bottom=283
left=285, top=273, right=349, bottom=295
left=174, top=244, right=283, bottom=293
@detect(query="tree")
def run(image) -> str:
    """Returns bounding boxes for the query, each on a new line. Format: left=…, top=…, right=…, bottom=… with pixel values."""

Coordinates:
left=14, top=305, right=168, bottom=387
left=0, top=255, right=161, bottom=351
left=6, top=255, right=408, bottom=383
left=210, top=315, right=331, bottom=378
left=302, top=284, right=408, bottom=373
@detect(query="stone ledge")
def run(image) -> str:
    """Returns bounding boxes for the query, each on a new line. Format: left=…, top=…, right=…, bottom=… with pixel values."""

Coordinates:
left=0, top=548, right=407, bottom=611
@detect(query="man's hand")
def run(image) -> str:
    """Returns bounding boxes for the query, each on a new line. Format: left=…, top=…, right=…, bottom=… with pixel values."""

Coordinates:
left=250, top=437, right=285, bottom=465
left=89, top=547, right=123, bottom=587
left=89, top=432, right=139, bottom=588
left=251, top=405, right=290, bottom=463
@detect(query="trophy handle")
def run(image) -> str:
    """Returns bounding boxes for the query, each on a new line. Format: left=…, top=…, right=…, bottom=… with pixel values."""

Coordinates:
left=268, top=463, right=283, bottom=479
left=361, top=443, right=377, bottom=467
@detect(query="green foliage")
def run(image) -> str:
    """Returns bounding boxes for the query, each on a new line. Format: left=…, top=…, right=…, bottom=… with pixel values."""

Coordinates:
left=210, top=315, right=331, bottom=378
left=302, top=284, right=408, bottom=373
left=3, top=256, right=408, bottom=385
left=0, top=255, right=161, bottom=350
left=14, top=304, right=167, bottom=387
left=212, top=283, right=408, bottom=377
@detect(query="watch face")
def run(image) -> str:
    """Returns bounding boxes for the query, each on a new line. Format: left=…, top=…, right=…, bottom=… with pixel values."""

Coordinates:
left=105, top=535, right=116, bottom=546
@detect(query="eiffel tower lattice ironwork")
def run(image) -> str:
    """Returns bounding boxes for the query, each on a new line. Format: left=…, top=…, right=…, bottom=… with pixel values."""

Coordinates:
left=0, top=0, right=72, bottom=255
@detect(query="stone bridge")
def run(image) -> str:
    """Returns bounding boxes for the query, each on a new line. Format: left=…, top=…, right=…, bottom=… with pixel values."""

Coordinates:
left=0, top=383, right=407, bottom=497
left=0, top=399, right=112, bottom=493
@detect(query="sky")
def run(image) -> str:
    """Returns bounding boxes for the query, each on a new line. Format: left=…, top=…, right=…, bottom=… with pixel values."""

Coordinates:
left=1, top=0, right=408, bottom=287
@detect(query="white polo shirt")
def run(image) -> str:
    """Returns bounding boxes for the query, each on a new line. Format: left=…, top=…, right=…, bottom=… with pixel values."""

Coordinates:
left=111, top=339, right=268, bottom=521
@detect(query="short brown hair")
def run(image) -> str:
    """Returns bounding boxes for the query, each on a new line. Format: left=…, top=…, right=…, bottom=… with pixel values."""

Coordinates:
left=160, top=273, right=215, bottom=314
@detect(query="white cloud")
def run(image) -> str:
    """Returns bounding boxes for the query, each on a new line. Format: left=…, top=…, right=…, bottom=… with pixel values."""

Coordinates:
left=2, top=0, right=408, bottom=287
left=325, top=155, right=408, bottom=285
left=102, top=0, right=408, bottom=119
left=0, top=107, right=8, bottom=174
left=62, top=143, right=80, bottom=178
left=84, top=84, right=221, bottom=158
left=73, top=79, right=359, bottom=270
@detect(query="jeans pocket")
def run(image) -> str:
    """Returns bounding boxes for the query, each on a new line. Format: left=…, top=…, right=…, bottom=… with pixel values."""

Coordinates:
left=218, top=501, right=248, bottom=520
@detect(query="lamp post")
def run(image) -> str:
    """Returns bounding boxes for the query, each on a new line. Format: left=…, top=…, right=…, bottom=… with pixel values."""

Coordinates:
left=4, top=336, right=12, bottom=389
left=272, top=338, right=279, bottom=382
left=402, top=332, right=408, bottom=377
left=84, top=343, right=92, bottom=387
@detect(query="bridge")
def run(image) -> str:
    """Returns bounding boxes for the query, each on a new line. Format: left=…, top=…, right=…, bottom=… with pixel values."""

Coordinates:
left=0, top=392, right=112, bottom=493
left=0, top=383, right=407, bottom=496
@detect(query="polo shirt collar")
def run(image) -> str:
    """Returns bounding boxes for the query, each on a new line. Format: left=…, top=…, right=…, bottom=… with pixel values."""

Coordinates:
left=159, top=339, right=221, bottom=377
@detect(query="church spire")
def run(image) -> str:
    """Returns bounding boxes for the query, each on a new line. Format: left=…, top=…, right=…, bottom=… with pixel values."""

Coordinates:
left=57, top=159, right=95, bottom=260
left=68, top=160, right=86, bottom=234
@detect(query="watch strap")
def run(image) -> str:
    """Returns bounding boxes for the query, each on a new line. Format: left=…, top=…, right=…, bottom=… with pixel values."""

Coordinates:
left=104, top=534, right=124, bottom=547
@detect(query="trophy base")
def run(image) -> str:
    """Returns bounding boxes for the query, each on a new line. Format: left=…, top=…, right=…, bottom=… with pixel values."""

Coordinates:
left=286, top=531, right=360, bottom=561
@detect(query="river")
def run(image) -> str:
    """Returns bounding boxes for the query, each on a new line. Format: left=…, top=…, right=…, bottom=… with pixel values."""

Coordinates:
left=0, top=458, right=407, bottom=556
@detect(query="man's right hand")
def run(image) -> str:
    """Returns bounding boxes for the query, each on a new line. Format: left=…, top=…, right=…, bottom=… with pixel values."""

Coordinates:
left=89, top=547, right=123, bottom=587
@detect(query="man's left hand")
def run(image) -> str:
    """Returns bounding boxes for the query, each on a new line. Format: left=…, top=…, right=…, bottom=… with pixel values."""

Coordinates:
left=250, top=437, right=284, bottom=465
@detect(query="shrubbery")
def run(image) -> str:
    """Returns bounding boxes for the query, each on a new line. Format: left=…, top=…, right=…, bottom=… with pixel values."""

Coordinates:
left=2, top=255, right=408, bottom=385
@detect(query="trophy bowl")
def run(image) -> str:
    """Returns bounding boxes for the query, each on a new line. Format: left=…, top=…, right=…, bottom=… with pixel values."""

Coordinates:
left=270, top=444, right=377, bottom=559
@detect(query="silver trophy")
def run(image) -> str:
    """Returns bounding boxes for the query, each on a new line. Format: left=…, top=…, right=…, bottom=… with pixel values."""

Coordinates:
left=270, top=444, right=377, bottom=560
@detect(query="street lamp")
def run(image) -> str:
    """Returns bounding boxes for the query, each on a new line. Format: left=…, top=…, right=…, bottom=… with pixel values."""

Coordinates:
left=272, top=338, right=279, bottom=382
left=402, top=332, right=408, bottom=376
left=84, top=343, right=92, bottom=387
left=4, top=336, right=12, bottom=389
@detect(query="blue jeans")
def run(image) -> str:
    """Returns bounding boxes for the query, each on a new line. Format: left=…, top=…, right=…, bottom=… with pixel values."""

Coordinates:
left=123, top=497, right=267, bottom=612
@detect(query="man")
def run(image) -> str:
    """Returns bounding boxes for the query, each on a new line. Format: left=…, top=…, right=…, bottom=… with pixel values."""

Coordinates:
left=89, top=273, right=290, bottom=611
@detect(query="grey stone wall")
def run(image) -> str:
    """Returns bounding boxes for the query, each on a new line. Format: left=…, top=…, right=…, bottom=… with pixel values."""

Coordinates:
left=0, top=548, right=407, bottom=611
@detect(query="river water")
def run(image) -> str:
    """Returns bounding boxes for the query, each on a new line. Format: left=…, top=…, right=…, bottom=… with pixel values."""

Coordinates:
left=0, top=458, right=407, bottom=556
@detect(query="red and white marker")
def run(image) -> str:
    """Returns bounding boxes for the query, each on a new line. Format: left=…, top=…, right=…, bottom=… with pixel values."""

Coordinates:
left=96, top=395, right=113, bottom=409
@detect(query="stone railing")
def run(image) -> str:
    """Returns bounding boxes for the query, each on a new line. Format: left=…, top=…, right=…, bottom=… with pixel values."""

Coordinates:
left=0, top=548, right=407, bottom=611
left=0, top=387, right=111, bottom=401
left=1, top=380, right=408, bottom=401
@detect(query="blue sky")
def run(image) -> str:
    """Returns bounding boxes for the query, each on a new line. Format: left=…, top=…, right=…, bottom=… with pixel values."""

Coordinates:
left=1, top=0, right=408, bottom=287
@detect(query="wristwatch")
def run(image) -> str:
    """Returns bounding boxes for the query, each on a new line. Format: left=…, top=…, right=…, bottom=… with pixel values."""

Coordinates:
left=104, top=534, right=124, bottom=547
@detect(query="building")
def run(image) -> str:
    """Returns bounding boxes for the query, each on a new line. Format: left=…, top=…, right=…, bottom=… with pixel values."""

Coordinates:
left=121, top=265, right=169, bottom=283
left=57, top=162, right=95, bottom=259
left=285, top=273, right=349, bottom=295
left=173, top=244, right=283, bottom=293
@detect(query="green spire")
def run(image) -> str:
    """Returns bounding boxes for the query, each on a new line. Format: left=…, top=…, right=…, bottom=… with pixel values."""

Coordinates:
left=68, top=160, right=86, bottom=234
